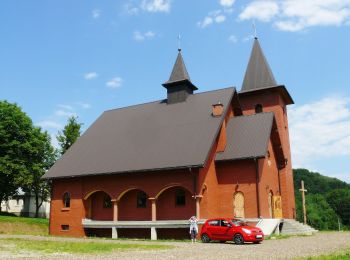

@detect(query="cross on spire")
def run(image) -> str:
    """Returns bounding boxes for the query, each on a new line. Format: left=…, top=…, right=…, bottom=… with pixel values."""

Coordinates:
left=252, top=21, right=257, bottom=39
left=177, top=34, right=181, bottom=52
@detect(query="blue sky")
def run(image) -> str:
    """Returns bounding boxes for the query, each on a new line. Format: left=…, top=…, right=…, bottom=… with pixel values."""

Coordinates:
left=1, top=0, right=350, bottom=183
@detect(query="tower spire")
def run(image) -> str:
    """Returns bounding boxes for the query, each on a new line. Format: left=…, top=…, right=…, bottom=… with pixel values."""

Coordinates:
left=241, top=38, right=277, bottom=91
left=162, top=48, right=198, bottom=104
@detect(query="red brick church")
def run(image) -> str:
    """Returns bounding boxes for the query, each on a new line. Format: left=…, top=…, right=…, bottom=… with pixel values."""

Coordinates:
left=43, top=38, right=295, bottom=239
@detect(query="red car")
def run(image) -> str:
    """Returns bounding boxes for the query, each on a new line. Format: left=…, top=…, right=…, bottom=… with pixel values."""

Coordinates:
left=200, top=218, right=264, bottom=244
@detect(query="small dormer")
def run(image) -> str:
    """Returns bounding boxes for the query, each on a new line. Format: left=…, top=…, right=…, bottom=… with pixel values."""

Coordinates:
left=162, top=49, right=198, bottom=104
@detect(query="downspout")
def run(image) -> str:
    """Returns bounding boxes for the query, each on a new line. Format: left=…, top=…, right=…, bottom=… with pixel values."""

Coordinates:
left=254, top=158, right=261, bottom=218
left=277, top=167, right=282, bottom=196
left=190, top=167, right=196, bottom=195
left=48, top=180, right=53, bottom=235
left=191, top=167, right=200, bottom=218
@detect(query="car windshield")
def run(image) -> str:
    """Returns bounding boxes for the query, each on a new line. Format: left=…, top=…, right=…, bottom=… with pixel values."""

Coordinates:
left=231, top=219, right=247, bottom=226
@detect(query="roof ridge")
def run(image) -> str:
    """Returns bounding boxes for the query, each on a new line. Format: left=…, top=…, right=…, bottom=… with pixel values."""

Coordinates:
left=104, top=87, right=236, bottom=113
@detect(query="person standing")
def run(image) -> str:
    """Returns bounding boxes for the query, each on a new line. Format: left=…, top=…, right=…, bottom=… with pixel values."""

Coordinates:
left=189, top=216, right=198, bottom=243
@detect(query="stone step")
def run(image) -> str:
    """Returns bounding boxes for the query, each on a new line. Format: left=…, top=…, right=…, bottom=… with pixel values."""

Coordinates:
left=280, top=219, right=318, bottom=235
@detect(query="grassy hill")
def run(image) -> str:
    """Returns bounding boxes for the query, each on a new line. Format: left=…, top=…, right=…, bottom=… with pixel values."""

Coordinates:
left=0, top=214, right=48, bottom=235
left=293, top=169, right=350, bottom=230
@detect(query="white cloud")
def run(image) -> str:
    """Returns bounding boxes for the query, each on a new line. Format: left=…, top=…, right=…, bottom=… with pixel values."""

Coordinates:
left=215, top=15, right=226, bottom=23
left=50, top=133, right=60, bottom=149
left=55, top=110, right=77, bottom=117
left=76, top=102, right=91, bottom=109
left=133, top=30, right=155, bottom=41
left=84, top=72, right=98, bottom=80
left=58, top=104, right=73, bottom=110
left=124, top=3, right=139, bottom=15
left=238, top=0, right=350, bottom=32
left=198, top=10, right=227, bottom=28
left=141, top=0, right=171, bottom=13
left=220, top=0, right=235, bottom=7
left=36, top=120, right=63, bottom=129
left=198, top=17, right=214, bottom=28
left=92, top=9, right=101, bottom=19
left=289, top=96, right=350, bottom=167
left=228, top=34, right=238, bottom=43
left=106, top=77, right=123, bottom=88
left=239, top=1, right=279, bottom=22
left=242, top=34, right=254, bottom=42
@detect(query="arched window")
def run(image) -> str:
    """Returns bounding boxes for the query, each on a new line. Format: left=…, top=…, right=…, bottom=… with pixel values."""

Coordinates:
left=136, top=191, right=147, bottom=208
left=103, top=194, right=112, bottom=208
left=63, top=192, right=70, bottom=208
left=175, top=188, right=186, bottom=206
left=255, top=104, right=263, bottom=113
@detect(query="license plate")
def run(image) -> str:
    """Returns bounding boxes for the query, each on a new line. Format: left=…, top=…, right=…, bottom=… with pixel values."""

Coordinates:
left=256, top=235, right=262, bottom=238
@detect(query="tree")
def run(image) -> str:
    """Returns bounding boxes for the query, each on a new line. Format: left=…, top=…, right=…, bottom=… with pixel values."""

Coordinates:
left=17, top=127, right=57, bottom=217
left=326, top=189, right=350, bottom=226
left=293, top=168, right=350, bottom=230
left=303, top=194, right=339, bottom=230
left=57, top=116, right=82, bottom=155
left=0, top=101, right=34, bottom=209
left=0, top=100, right=57, bottom=217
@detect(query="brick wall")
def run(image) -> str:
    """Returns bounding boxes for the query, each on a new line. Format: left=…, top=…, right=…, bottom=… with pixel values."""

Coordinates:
left=239, top=90, right=296, bottom=218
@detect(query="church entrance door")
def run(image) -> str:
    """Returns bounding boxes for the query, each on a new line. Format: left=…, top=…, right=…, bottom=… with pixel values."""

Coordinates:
left=233, top=192, right=245, bottom=218
left=268, top=191, right=273, bottom=218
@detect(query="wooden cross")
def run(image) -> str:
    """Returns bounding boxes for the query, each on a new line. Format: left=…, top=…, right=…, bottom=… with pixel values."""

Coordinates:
left=299, top=180, right=307, bottom=225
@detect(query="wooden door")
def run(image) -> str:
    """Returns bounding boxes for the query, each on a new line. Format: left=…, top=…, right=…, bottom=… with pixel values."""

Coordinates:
left=272, top=196, right=283, bottom=218
left=233, top=192, right=245, bottom=218
left=268, top=191, right=273, bottom=218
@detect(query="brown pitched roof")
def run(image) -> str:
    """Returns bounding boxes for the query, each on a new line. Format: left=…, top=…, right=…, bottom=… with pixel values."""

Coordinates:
left=43, top=87, right=235, bottom=179
left=216, top=112, right=274, bottom=161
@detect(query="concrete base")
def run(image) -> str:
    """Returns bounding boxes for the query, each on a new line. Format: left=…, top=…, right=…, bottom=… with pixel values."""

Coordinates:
left=151, top=227, right=157, bottom=240
left=112, top=227, right=118, bottom=239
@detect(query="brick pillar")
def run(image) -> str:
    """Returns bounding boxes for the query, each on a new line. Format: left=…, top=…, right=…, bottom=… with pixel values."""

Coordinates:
left=194, top=195, right=202, bottom=219
left=149, top=198, right=157, bottom=240
left=111, top=199, right=118, bottom=221
left=149, top=198, right=157, bottom=221
left=111, top=199, right=118, bottom=239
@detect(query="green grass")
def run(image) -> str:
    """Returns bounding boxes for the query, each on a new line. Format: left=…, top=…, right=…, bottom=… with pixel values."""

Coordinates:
left=0, top=238, right=172, bottom=254
left=298, top=248, right=350, bottom=260
left=0, top=215, right=48, bottom=235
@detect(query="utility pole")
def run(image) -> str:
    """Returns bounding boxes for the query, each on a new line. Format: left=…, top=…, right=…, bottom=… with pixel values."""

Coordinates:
left=299, top=180, right=307, bottom=225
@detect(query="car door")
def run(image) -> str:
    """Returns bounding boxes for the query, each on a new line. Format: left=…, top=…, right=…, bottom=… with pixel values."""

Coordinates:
left=206, top=219, right=220, bottom=240
left=216, top=219, right=232, bottom=240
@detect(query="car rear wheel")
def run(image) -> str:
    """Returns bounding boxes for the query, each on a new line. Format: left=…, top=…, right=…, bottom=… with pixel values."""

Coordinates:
left=201, top=234, right=210, bottom=243
left=233, top=234, right=244, bottom=245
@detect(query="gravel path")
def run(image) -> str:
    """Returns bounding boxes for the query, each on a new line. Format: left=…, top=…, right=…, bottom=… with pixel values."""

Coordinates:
left=1, top=232, right=350, bottom=259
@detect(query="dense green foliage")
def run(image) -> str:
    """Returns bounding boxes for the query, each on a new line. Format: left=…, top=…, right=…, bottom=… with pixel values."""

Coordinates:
left=293, top=169, right=350, bottom=230
left=0, top=101, right=56, bottom=217
left=0, top=101, right=34, bottom=204
left=57, top=116, right=82, bottom=155
left=326, top=189, right=350, bottom=226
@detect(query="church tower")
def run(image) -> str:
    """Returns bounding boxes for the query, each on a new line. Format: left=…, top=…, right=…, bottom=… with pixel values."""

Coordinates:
left=162, top=49, right=198, bottom=104
left=238, top=37, right=296, bottom=219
